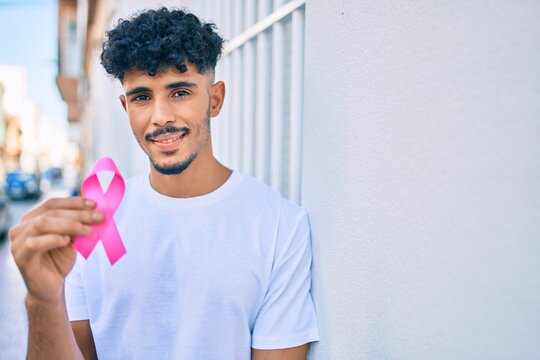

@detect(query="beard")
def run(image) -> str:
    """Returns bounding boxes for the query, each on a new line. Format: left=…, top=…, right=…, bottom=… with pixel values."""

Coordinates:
left=150, top=151, right=197, bottom=175
left=141, top=106, right=211, bottom=176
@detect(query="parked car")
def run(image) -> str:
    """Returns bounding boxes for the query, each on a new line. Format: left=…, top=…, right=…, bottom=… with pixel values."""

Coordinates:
left=40, top=167, right=64, bottom=192
left=0, top=195, right=11, bottom=240
left=4, top=171, right=41, bottom=200
left=42, top=167, right=63, bottom=184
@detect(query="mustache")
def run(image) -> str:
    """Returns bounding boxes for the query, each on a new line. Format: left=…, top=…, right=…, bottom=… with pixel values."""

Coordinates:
left=145, top=126, right=190, bottom=141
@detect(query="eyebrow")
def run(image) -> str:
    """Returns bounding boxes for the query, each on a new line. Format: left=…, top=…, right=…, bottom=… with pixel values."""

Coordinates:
left=166, top=81, right=198, bottom=90
left=125, top=81, right=198, bottom=97
left=125, top=86, right=149, bottom=96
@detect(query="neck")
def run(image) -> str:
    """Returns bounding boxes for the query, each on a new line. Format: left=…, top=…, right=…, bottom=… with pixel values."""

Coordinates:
left=148, top=144, right=232, bottom=198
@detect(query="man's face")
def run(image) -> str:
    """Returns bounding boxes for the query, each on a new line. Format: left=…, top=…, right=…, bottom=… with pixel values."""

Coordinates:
left=120, top=64, right=223, bottom=175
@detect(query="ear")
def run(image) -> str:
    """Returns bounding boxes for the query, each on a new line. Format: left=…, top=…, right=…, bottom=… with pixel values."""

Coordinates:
left=209, top=81, right=225, bottom=117
left=119, top=95, right=127, bottom=112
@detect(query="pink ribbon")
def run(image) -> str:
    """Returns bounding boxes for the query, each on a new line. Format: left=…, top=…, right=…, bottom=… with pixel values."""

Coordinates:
left=73, top=157, right=126, bottom=265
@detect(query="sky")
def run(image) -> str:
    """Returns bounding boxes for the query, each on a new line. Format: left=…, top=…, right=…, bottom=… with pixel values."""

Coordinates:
left=0, top=0, right=67, bottom=131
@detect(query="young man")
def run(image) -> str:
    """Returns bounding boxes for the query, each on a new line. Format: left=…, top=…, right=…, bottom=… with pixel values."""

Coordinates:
left=9, top=7, right=319, bottom=360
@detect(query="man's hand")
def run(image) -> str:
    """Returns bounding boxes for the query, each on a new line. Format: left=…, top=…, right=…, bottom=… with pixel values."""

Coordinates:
left=10, top=197, right=104, bottom=304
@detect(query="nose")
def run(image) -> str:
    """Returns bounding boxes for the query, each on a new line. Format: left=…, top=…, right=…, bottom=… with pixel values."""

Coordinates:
left=150, top=98, right=175, bottom=126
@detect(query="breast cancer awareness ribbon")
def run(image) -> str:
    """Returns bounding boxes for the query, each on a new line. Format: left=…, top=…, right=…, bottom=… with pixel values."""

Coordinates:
left=73, top=157, right=126, bottom=265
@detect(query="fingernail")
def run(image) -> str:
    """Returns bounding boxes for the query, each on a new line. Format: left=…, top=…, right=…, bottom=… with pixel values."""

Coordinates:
left=92, top=212, right=103, bottom=221
left=85, top=199, right=95, bottom=207
left=83, top=225, right=91, bottom=235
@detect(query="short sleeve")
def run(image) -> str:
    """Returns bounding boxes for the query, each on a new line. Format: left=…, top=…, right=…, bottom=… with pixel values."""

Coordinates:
left=64, top=254, right=89, bottom=321
left=252, top=206, right=320, bottom=349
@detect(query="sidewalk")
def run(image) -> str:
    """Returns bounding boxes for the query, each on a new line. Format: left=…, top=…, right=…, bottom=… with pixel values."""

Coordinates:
left=0, top=236, right=28, bottom=359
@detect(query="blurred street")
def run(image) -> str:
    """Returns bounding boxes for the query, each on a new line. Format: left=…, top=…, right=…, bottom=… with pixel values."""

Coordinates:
left=0, top=185, right=70, bottom=359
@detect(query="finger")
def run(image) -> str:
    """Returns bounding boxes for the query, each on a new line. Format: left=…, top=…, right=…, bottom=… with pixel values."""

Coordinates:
left=21, top=197, right=96, bottom=223
left=10, top=209, right=103, bottom=241
left=24, top=234, right=72, bottom=258
left=11, top=233, right=70, bottom=264
left=11, top=216, right=91, bottom=261
left=20, top=215, right=93, bottom=240
left=40, top=209, right=104, bottom=225
left=9, top=223, right=23, bottom=242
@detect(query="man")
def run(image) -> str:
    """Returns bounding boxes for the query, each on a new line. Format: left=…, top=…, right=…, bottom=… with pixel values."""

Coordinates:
left=10, top=7, right=319, bottom=360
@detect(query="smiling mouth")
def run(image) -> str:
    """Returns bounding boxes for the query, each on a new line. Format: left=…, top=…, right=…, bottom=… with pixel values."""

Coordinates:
left=152, top=133, right=186, bottom=144
left=148, top=131, right=189, bottom=153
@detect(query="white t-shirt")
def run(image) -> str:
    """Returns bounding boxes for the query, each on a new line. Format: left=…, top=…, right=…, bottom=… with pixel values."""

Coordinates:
left=65, top=171, right=319, bottom=359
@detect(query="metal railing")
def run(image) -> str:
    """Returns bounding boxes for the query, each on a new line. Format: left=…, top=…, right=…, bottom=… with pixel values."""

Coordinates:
left=210, top=0, right=306, bottom=203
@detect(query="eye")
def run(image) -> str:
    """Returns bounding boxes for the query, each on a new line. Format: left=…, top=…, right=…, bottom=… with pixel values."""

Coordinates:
left=131, top=94, right=150, bottom=102
left=172, top=90, right=189, bottom=98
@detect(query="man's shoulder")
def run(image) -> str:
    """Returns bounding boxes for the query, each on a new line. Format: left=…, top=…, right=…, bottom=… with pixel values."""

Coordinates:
left=235, top=172, right=279, bottom=199
left=235, top=172, right=308, bottom=219
left=124, top=173, right=145, bottom=189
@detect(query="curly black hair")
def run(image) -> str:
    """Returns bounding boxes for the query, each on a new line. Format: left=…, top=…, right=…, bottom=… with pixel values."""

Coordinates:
left=100, top=7, right=224, bottom=80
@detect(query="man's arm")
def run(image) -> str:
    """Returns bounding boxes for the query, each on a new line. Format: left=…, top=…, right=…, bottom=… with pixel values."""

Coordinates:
left=26, top=295, right=84, bottom=359
left=252, top=344, right=309, bottom=360
left=72, top=320, right=98, bottom=360
left=10, top=197, right=103, bottom=359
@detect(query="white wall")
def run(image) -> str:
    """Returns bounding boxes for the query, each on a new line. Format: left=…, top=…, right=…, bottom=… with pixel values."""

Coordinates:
left=302, top=1, right=540, bottom=359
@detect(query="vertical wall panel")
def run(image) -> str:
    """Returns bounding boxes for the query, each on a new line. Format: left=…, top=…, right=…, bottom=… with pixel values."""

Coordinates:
left=255, top=0, right=272, bottom=183
left=242, top=1, right=257, bottom=174
left=230, top=0, right=244, bottom=170
left=288, top=7, right=305, bottom=204
left=220, top=0, right=233, bottom=166
left=210, top=0, right=224, bottom=160
left=270, top=0, right=286, bottom=192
